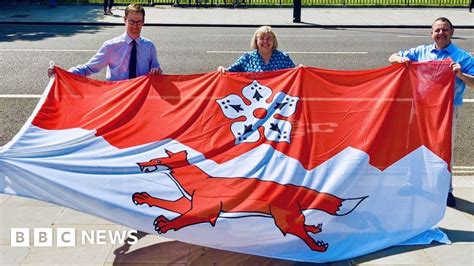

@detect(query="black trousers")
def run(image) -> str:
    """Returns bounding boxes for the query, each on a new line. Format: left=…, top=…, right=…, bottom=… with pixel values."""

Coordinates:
left=104, top=0, right=114, bottom=12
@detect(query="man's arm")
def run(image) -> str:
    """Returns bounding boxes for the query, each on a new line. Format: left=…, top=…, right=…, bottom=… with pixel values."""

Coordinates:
left=47, top=44, right=108, bottom=78
left=149, top=68, right=162, bottom=75
left=388, top=53, right=410, bottom=64
left=451, top=62, right=474, bottom=88
left=68, top=44, right=109, bottom=76
left=148, top=43, right=162, bottom=75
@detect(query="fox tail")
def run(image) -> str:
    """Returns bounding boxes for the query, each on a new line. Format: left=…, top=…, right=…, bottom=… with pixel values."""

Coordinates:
left=336, top=196, right=368, bottom=216
left=303, top=191, right=367, bottom=216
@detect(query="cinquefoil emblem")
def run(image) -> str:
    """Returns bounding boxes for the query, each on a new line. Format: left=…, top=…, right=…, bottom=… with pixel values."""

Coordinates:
left=217, top=80, right=299, bottom=144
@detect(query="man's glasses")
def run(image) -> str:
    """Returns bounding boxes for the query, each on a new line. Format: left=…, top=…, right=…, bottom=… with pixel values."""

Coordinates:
left=127, top=20, right=144, bottom=26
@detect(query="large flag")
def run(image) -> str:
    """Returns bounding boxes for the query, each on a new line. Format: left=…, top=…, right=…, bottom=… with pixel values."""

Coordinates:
left=1, top=62, right=453, bottom=262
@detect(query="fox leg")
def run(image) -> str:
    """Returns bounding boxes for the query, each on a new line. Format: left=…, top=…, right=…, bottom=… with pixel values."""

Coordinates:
left=155, top=196, right=222, bottom=234
left=270, top=206, right=328, bottom=252
left=305, top=223, right=322, bottom=234
left=132, top=192, right=191, bottom=214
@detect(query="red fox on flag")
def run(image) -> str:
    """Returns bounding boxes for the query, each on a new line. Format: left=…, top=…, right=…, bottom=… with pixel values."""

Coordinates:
left=132, top=150, right=367, bottom=252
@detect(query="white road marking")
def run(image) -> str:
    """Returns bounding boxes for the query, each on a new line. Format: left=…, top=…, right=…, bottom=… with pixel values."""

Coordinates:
left=0, top=94, right=42, bottom=98
left=397, top=35, right=428, bottom=38
left=453, top=166, right=474, bottom=170
left=0, top=49, right=97, bottom=52
left=398, top=35, right=474, bottom=39
left=207, top=51, right=367, bottom=54
left=202, top=34, right=337, bottom=37
left=288, top=51, right=367, bottom=54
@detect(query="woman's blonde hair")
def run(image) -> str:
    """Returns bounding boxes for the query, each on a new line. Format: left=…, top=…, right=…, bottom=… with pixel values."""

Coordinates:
left=250, top=26, right=278, bottom=50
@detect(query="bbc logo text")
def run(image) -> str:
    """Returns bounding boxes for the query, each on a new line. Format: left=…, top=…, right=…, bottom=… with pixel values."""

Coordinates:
left=11, top=228, right=138, bottom=247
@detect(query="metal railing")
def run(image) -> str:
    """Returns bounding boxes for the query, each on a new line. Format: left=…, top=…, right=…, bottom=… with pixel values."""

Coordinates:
left=17, top=0, right=471, bottom=7
left=303, top=0, right=468, bottom=5
left=164, top=0, right=469, bottom=6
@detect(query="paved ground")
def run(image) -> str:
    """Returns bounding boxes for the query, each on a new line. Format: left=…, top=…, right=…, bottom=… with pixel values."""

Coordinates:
left=0, top=3, right=473, bottom=266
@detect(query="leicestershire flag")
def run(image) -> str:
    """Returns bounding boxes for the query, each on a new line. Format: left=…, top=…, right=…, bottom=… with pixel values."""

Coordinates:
left=0, top=62, right=453, bottom=262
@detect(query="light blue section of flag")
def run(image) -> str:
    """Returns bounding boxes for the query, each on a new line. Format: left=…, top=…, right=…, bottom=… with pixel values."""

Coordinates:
left=399, top=226, right=450, bottom=245
left=0, top=126, right=451, bottom=263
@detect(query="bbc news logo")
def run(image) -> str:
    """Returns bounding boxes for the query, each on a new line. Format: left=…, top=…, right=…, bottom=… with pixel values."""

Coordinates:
left=11, top=228, right=138, bottom=247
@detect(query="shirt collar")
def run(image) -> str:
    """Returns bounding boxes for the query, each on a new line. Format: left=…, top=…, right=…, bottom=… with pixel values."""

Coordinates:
left=429, top=42, right=455, bottom=54
left=123, top=33, right=140, bottom=45
left=252, top=50, right=275, bottom=57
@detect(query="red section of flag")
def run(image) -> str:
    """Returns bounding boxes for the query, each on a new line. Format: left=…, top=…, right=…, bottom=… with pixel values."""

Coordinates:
left=33, top=63, right=453, bottom=170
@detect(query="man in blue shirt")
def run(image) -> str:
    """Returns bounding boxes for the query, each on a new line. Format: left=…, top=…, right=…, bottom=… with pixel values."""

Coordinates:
left=50, top=4, right=162, bottom=81
left=389, top=17, right=474, bottom=208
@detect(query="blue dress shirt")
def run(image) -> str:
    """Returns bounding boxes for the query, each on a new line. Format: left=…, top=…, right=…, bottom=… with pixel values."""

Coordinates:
left=399, top=43, right=474, bottom=106
left=69, top=33, right=161, bottom=81
left=227, top=50, right=295, bottom=72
